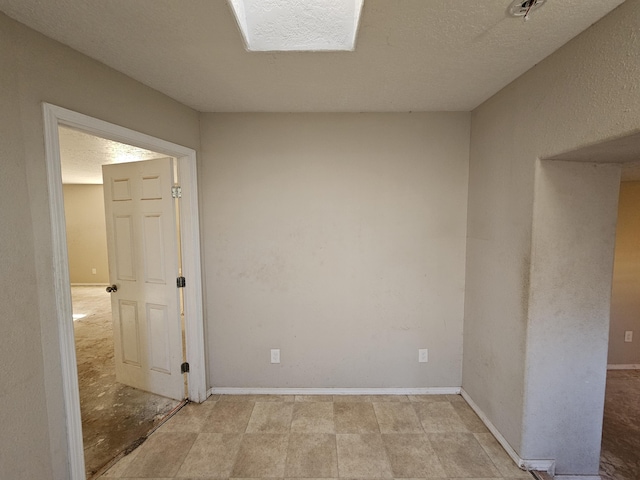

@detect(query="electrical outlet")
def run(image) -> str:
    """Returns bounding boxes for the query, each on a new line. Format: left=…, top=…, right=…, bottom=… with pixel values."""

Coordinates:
left=91, top=268, right=97, bottom=275
left=625, top=331, right=633, bottom=343
left=418, top=348, right=428, bottom=363
left=271, top=349, right=280, bottom=364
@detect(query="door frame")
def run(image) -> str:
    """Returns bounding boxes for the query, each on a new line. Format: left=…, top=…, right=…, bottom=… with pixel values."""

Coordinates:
left=42, top=103, right=207, bottom=479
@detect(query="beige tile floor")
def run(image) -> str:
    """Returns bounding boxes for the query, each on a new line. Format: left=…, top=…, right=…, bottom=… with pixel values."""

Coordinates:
left=101, top=394, right=533, bottom=479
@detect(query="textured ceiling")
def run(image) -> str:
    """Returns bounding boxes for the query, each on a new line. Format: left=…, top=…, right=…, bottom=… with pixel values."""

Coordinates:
left=0, top=0, right=626, bottom=112
left=230, top=0, right=363, bottom=51
left=59, top=126, right=166, bottom=184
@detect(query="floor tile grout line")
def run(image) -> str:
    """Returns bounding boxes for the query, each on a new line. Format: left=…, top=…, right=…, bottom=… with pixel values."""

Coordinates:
left=332, top=401, right=343, bottom=478
left=282, top=400, right=293, bottom=478
left=226, top=430, right=245, bottom=478
left=473, top=431, right=508, bottom=477
left=227, top=400, right=257, bottom=477
left=422, top=426, right=448, bottom=476
left=370, top=400, right=395, bottom=478
left=333, top=415, right=341, bottom=478
left=371, top=400, right=382, bottom=434
left=170, top=430, right=200, bottom=478
left=412, top=399, right=429, bottom=434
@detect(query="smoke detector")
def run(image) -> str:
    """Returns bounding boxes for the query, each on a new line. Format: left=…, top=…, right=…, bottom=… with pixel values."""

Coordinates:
left=509, top=0, right=546, bottom=20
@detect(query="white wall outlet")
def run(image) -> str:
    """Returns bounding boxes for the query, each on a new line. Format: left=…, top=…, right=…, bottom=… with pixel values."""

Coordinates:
left=271, top=349, right=280, bottom=364
left=91, top=268, right=97, bottom=275
left=625, top=331, right=633, bottom=343
left=418, top=348, right=428, bottom=363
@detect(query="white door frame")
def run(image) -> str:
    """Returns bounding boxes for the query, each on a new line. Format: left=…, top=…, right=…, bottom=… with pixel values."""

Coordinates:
left=42, top=103, right=207, bottom=480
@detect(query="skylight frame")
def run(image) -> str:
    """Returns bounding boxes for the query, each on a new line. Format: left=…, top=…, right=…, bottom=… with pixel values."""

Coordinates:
left=228, top=0, right=364, bottom=52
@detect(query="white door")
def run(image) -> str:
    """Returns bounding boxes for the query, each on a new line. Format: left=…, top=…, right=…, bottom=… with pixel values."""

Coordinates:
left=102, top=158, right=184, bottom=401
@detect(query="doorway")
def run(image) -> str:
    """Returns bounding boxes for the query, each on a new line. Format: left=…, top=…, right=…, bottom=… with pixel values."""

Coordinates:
left=43, top=103, right=206, bottom=480
left=600, top=174, right=640, bottom=480
left=529, top=132, right=640, bottom=476
left=59, top=127, right=188, bottom=476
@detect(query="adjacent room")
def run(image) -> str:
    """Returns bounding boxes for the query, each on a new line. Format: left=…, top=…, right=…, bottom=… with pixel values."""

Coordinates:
left=601, top=172, right=640, bottom=480
left=2, top=1, right=640, bottom=480
left=60, top=126, right=185, bottom=476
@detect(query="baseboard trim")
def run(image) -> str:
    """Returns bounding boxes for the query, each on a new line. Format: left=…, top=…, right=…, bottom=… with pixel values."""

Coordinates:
left=607, top=364, right=640, bottom=370
left=460, top=388, right=555, bottom=475
left=208, top=386, right=461, bottom=396
left=554, top=476, right=601, bottom=480
left=70, top=283, right=109, bottom=286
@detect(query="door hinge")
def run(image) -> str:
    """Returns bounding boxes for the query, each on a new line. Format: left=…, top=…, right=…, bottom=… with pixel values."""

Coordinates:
left=171, top=185, right=182, bottom=198
left=181, top=362, right=189, bottom=374
left=177, top=276, right=186, bottom=288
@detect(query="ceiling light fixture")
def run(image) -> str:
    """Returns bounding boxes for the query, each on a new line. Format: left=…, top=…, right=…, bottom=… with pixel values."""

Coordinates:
left=508, top=0, right=546, bottom=21
left=228, top=0, right=364, bottom=52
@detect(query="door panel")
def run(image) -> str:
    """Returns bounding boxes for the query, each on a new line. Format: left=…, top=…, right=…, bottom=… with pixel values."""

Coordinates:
left=119, top=300, right=141, bottom=366
left=114, top=216, right=136, bottom=281
left=147, top=304, right=170, bottom=373
left=142, top=214, right=165, bottom=283
left=103, top=158, right=183, bottom=400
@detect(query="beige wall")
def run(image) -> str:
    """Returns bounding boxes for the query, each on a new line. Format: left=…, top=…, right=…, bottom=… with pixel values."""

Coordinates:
left=609, top=181, right=640, bottom=366
left=465, top=0, right=639, bottom=475
left=526, top=160, right=620, bottom=474
left=0, top=12, right=200, bottom=479
left=0, top=18, right=51, bottom=479
left=200, top=113, right=470, bottom=388
left=63, top=184, right=109, bottom=284
left=3, top=0, right=640, bottom=477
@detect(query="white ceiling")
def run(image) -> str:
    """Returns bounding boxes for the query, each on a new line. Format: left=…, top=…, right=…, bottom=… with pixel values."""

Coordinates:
left=229, top=0, right=364, bottom=51
left=0, top=0, right=625, bottom=112
left=59, top=126, right=166, bottom=184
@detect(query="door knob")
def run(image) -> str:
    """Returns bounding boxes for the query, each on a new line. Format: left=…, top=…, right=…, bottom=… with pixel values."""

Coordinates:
left=106, top=284, right=118, bottom=293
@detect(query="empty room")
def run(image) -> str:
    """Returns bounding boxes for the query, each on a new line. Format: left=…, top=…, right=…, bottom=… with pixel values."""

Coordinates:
left=1, top=1, right=640, bottom=480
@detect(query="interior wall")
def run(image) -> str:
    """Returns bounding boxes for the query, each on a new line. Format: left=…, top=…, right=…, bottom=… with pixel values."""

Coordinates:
left=63, top=184, right=109, bottom=284
left=609, top=181, right=640, bottom=366
left=0, top=19, right=52, bottom=479
left=200, top=112, right=470, bottom=388
left=0, top=12, right=201, bottom=479
left=526, top=160, right=620, bottom=474
left=464, top=0, right=640, bottom=474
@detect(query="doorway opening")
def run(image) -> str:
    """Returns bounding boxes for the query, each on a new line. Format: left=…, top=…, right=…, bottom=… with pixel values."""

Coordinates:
left=601, top=169, right=640, bottom=480
left=43, top=104, right=206, bottom=480
left=535, top=132, right=640, bottom=477
left=59, top=126, right=189, bottom=477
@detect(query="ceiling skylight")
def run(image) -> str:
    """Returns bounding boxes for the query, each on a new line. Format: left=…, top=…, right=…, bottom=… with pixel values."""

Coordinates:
left=229, top=0, right=364, bottom=52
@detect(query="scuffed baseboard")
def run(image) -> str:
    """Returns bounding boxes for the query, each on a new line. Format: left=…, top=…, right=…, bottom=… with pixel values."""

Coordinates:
left=460, top=388, right=555, bottom=475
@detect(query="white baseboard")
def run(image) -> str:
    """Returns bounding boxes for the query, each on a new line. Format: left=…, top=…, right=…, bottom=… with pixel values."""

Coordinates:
left=70, top=283, right=109, bottom=286
left=554, top=476, right=601, bottom=480
left=607, top=364, right=640, bottom=370
left=460, top=388, right=555, bottom=475
left=207, top=386, right=461, bottom=397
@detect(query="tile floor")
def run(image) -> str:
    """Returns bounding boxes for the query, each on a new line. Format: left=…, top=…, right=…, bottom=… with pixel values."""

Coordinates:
left=101, top=394, right=532, bottom=479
